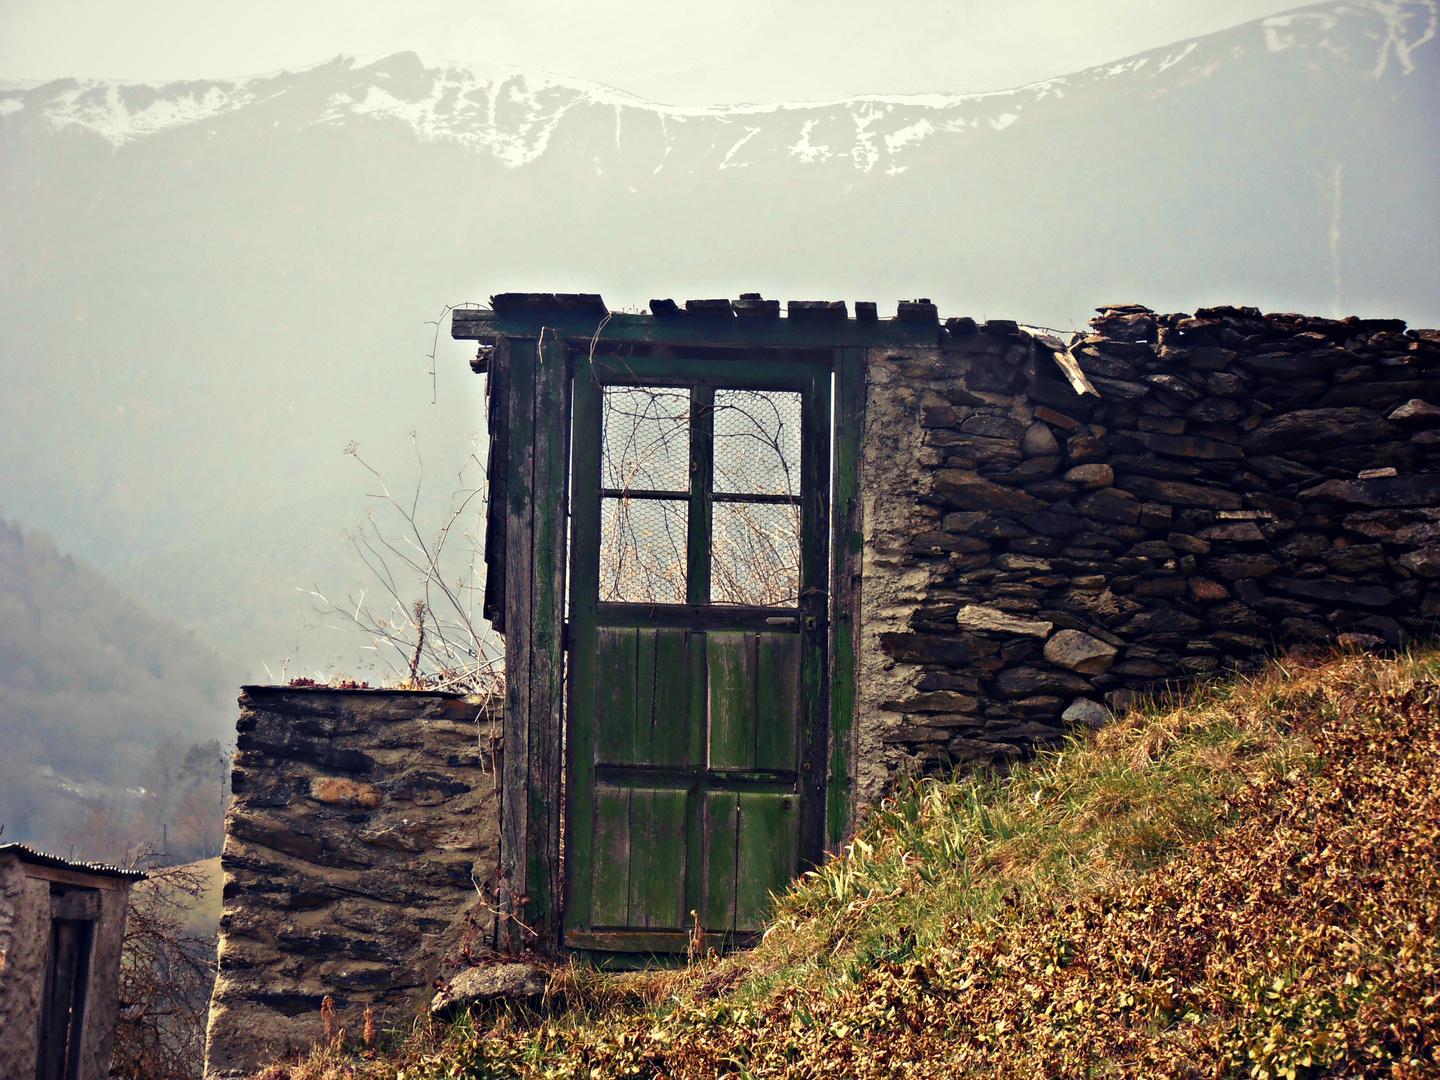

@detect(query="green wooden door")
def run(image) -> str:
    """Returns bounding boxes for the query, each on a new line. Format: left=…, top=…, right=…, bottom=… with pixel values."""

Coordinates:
left=565, top=354, right=830, bottom=955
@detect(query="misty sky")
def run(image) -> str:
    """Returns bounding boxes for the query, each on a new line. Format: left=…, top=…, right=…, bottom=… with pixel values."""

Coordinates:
left=2, top=0, right=1309, bottom=101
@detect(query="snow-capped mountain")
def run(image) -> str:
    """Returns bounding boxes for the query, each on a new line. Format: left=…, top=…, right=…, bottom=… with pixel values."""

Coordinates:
left=0, top=1, right=1436, bottom=677
left=5, top=0, right=1434, bottom=172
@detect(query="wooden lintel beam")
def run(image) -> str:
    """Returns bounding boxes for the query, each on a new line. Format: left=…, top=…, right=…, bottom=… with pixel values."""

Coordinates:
left=451, top=309, right=940, bottom=350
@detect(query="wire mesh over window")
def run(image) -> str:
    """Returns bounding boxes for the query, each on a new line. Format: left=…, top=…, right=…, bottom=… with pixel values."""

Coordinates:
left=713, top=389, right=801, bottom=497
left=602, top=386, right=691, bottom=493
left=711, top=502, right=801, bottom=607
left=599, top=497, right=688, bottom=604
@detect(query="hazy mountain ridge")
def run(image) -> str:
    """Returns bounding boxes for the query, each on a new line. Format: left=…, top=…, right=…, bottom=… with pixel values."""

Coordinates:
left=0, top=515, right=237, bottom=854
left=2, top=0, right=1434, bottom=176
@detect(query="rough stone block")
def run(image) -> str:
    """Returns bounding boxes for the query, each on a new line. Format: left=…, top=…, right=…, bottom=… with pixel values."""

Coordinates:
left=1042, top=630, right=1119, bottom=674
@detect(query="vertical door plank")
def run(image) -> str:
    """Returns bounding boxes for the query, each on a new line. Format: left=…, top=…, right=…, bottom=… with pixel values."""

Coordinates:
left=591, top=787, right=633, bottom=928
left=754, top=633, right=801, bottom=771
left=499, top=336, right=537, bottom=953
left=482, top=336, right=511, bottom=632
left=527, top=328, right=571, bottom=949
left=650, top=629, right=694, bottom=767
left=563, top=359, right=604, bottom=936
left=736, top=793, right=799, bottom=931
left=634, top=628, right=659, bottom=764
left=708, top=632, right=757, bottom=770
left=797, top=364, right=832, bottom=872
left=627, top=788, right=688, bottom=929
left=595, top=628, right=638, bottom=765
left=702, top=791, right=739, bottom=934
left=828, top=347, right=865, bottom=849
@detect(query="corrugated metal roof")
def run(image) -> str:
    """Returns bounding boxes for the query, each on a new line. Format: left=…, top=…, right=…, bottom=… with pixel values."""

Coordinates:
left=0, top=843, right=148, bottom=881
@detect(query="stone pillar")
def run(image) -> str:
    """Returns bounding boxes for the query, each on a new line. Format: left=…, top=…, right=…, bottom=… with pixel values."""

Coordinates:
left=204, top=687, right=501, bottom=1077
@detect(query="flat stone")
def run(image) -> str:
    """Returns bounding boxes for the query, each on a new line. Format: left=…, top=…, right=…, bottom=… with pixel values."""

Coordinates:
left=955, top=606, right=1054, bottom=638
left=1144, top=433, right=1245, bottom=460
left=1237, top=351, right=1331, bottom=378
left=1061, top=463, right=1112, bottom=488
left=879, top=691, right=983, bottom=714
left=1398, top=547, right=1440, bottom=578
left=1012, top=695, right=1066, bottom=717
left=1206, top=554, right=1281, bottom=580
left=1167, top=532, right=1212, bottom=555
left=993, top=666, right=1093, bottom=699
left=1242, top=408, right=1397, bottom=453
left=879, top=632, right=996, bottom=665
left=1076, top=487, right=1141, bottom=525
left=933, top=470, right=1044, bottom=513
left=1061, top=698, right=1114, bottom=729
left=1112, top=658, right=1172, bottom=679
left=1188, top=577, right=1231, bottom=603
left=1298, top=473, right=1440, bottom=508
left=1180, top=345, right=1236, bottom=370
left=1121, top=609, right=1203, bottom=635
left=1322, top=544, right=1388, bottom=575
left=961, top=414, right=1026, bottom=440
left=1019, top=511, right=1086, bottom=537
left=1043, top=630, right=1119, bottom=674
left=1117, top=475, right=1244, bottom=510
left=1186, top=398, right=1248, bottom=424
left=1337, top=632, right=1388, bottom=650
left=1089, top=375, right=1153, bottom=401
left=430, top=964, right=548, bottom=1015
left=1199, top=521, right=1266, bottom=543
left=1272, top=578, right=1395, bottom=608
left=1388, top=398, right=1440, bottom=425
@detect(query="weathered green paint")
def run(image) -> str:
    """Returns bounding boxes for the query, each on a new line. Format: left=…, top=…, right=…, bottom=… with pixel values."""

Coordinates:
left=591, top=787, right=632, bottom=928
left=755, top=633, right=801, bottom=771
left=707, top=632, right=756, bottom=771
left=627, top=788, right=688, bottom=929
left=735, top=792, right=799, bottom=931
left=702, top=791, right=738, bottom=933
left=827, top=347, right=866, bottom=848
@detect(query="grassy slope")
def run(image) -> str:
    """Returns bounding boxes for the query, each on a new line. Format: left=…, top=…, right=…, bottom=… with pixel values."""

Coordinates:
left=263, top=650, right=1440, bottom=1080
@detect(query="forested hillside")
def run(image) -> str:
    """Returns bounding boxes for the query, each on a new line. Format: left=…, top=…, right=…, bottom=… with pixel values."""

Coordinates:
left=0, top=514, right=239, bottom=861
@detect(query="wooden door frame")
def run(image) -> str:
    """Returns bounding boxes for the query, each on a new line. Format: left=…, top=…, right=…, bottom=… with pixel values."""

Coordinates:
left=485, top=332, right=866, bottom=956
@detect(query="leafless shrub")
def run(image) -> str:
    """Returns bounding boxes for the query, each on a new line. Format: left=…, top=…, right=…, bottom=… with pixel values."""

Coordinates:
left=111, top=853, right=216, bottom=1080
left=309, top=433, right=503, bottom=701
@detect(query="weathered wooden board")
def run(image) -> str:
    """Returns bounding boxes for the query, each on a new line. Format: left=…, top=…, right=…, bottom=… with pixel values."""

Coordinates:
left=453, top=309, right=939, bottom=349
left=827, top=346, right=866, bottom=848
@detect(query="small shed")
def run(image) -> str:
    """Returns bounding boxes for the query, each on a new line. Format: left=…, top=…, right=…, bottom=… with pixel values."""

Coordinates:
left=0, top=843, right=145, bottom=1080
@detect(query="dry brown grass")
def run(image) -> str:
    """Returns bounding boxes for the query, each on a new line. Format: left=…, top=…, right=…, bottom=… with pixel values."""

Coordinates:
left=249, top=648, right=1440, bottom=1079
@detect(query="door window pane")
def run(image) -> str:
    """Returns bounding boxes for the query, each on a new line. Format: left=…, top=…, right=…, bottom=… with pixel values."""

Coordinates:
left=713, top=389, right=801, bottom=497
left=711, top=502, right=800, bottom=607
left=600, top=497, right=688, bottom=604
left=602, top=386, right=690, bottom=492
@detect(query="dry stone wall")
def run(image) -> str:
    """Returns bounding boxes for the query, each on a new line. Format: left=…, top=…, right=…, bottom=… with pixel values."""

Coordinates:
left=205, top=688, right=501, bottom=1078
left=854, top=304, right=1440, bottom=802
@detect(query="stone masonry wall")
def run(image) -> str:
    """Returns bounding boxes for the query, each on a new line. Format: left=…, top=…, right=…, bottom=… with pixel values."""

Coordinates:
left=205, top=688, right=501, bottom=1077
left=854, top=304, right=1440, bottom=803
